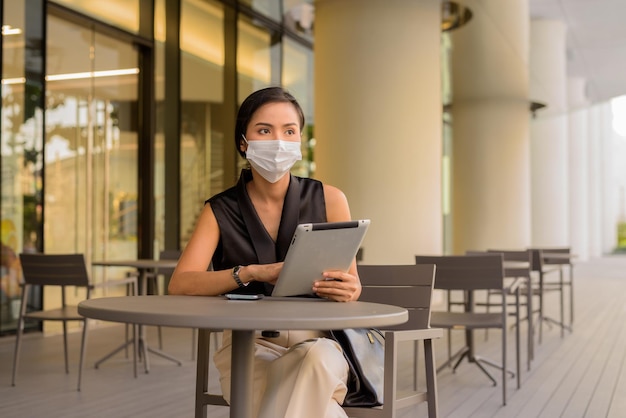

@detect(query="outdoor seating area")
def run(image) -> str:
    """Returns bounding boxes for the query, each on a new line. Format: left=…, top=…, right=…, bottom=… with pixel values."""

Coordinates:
left=2, top=255, right=626, bottom=417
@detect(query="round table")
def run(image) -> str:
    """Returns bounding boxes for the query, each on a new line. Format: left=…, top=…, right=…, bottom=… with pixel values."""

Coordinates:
left=79, top=295, right=408, bottom=418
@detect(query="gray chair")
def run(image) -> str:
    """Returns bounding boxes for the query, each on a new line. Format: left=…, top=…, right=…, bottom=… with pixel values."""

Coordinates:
left=484, top=249, right=534, bottom=371
left=12, top=253, right=93, bottom=391
left=343, top=263, right=441, bottom=418
left=415, top=254, right=521, bottom=406
left=194, top=264, right=442, bottom=418
left=528, top=247, right=574, bottom=341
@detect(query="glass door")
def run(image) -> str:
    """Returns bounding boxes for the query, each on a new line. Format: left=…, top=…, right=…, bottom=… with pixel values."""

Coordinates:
left=45, top=16, right=139, bottom=286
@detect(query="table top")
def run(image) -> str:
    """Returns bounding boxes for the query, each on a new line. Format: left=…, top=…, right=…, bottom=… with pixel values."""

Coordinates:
left=78, top=295, right=408, bottom=331
left=92, top=259, right=178, bottom=269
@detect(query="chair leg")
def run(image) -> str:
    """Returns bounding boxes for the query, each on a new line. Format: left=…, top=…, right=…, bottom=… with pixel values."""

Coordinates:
left=527, top=280, right=534, bottom=370
left=133, top=324, right=139, bottom=378
left=569, top=266, right=574, bottom=326
left=413, top=339, right=419, bottom=391
left=485, top=291, right=491, bottom=341
left=502, top=300, right=507, bottom=406
left=515, top=289, right=521, bottom=389
left=559, top=268, right=565, bottom=338
left=424, top=339, right=439, bottom=418
left=196, top=329, right=211, bottom=418
left=538, top=272, right=545, bottom=344
left=11, top=292, right=28, bottom=386
left=63, top=321, right=70, bottom=374
left=192, top=328, right=197, bottom=360
left=78, top=319, right=89, bottom=391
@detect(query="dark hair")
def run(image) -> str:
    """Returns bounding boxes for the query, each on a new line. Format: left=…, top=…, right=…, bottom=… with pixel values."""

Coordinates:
left=235, top=86, right=305, bottom=157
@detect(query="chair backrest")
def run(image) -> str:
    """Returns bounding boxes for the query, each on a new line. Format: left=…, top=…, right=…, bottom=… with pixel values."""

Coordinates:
left=19, top=253, right=91, bottom=287
left=159, top=249, right=181, bottom=260
left=531, top=247, right=571, bottom=266
left=415, top=254, right=504, bottom=291
left=357, top=264, right=435, bottom=330
left=486, top=249, right=533, bottom=278
left=158, top=249, right=181, bottom=275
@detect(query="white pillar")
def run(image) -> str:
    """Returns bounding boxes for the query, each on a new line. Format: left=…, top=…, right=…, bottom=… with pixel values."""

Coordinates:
left=567, top=77, right=589, bottom=260
left=587, top=104, right=603, bottom=257
left=600, top=102, right=618, bottom=254
left=530, top=19, right=569, bottom=247
left=314, top=0, right=442, bottom=263
left=450, top=0, right=530, bottom=253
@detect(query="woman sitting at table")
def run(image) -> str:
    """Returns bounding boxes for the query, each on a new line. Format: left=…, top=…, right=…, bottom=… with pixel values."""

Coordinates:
left=168, top=86, right=361, bottom=417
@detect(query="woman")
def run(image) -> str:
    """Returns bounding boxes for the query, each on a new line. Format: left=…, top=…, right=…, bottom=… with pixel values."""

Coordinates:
left=168, top=86, right=361, bottom=417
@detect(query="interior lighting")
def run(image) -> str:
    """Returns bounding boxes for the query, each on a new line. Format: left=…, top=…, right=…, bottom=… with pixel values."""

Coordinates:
left=46, top=68, right=140, bottom=81
left=1, top=77, right=27, bottom=85
left=2, top=25, right=23, bottom=36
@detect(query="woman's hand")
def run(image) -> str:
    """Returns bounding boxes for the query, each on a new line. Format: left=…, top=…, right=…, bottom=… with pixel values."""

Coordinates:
left=243, top=262, right=283, bottom=285
left=312, top=270, right=361, bottom=302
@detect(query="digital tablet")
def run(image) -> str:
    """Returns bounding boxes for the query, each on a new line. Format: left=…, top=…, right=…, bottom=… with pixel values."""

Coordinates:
left=271, top=219, right=370, bottom=297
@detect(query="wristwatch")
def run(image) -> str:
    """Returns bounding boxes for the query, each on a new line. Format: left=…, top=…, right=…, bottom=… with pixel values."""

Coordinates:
left=232, top=265, right=248, bottom=288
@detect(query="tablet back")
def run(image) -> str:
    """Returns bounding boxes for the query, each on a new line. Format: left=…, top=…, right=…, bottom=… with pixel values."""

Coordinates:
left=271, top=219, right=370, bottom=297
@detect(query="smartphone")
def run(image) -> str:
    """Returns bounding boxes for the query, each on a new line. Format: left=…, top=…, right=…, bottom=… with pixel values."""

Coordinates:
left=225, top=293, right=264, bottom=300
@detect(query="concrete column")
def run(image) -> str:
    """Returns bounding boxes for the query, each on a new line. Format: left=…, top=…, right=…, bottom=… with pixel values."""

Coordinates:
left=530, top=19, right=569, bottom=247
left=587, top=103, right=605, bottom=257
left=450, top=0, right=530, bottom=253
left=314, top=0, right=442, bottom=263
left=599, top=102, right=618, bottom=255
left=567, top=77, right=589, bottom=260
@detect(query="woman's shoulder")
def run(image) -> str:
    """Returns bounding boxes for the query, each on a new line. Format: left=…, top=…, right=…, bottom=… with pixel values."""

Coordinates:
left=206, top=185, right=237, bottom=205
left=322, top=183, right=347, bottom=205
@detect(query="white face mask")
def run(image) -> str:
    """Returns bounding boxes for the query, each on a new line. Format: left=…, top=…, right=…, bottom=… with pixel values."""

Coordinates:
left=243, top=136, right=302, bottom=183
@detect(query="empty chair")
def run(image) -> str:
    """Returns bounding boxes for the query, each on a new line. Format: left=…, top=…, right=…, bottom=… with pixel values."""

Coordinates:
left=12, top=253, right=93, bottom=391
left=484, top=249, right=534, bottom=370
left=343, top=264, right=442, bottom=418
left=528, top=247, right=574, bottom=341
left=143, top=250, right=181, bottom=350
left=415, top=254, right=521, bottom=406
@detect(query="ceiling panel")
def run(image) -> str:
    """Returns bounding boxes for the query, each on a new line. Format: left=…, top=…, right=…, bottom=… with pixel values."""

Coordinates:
left=530, top=0, right=626, bottom=102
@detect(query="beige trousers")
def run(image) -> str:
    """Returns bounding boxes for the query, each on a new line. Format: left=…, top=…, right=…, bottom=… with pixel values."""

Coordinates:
left=214, top=330, right=349, bottom=418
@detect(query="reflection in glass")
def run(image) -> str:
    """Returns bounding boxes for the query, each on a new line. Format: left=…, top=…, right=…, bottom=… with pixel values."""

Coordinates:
left=51, top=0, right=140, bottom=34
left=179, top=0, right=226, bottom=248
left=1, top=2, right=31, bottom=334
left=45, top=15, right=139, bottom=267
left=282, top=37, right=313, bottom=177
left=239, top=0, right=281, bottom=21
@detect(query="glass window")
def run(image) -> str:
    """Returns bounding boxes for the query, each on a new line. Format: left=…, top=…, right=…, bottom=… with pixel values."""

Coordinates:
left=282, top=0, right=314, bottom=43
left=1, top=1, right=31, bottom=334
left=282, top=37, right=313, bottom=177
left=239, top=0, right=281, bottom=21
left=179, top=0, right=225, bottom=247
left=51, top=0, right=140, bottom=33
left=237, top=13, right=278, bottom=100
left=154, top=0, right=166, bottom=252
left=45, top=15, right=139, bottom=267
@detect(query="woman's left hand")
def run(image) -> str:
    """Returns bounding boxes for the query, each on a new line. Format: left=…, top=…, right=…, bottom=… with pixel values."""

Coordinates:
left=313, top=270, right=361, bottom=302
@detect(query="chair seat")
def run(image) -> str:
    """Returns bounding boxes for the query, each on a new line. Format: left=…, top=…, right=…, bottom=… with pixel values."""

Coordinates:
left=24, top=306, right=83, bottom=321
left=431, top=311, right=503, bottom=329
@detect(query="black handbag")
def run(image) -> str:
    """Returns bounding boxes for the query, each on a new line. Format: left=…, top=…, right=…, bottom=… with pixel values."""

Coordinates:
left=329, top=328, right=385, bottom=407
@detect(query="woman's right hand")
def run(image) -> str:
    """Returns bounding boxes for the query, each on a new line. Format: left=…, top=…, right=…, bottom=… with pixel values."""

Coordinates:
left=243, top=262, right=283, bottom=285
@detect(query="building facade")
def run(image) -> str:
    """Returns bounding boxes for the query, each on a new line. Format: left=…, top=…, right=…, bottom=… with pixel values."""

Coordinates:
left=1, top=0, right=624, bottom=335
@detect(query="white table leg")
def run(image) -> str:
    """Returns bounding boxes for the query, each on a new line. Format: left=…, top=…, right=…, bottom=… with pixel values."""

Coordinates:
left=230, top=330, right=255, bottom=418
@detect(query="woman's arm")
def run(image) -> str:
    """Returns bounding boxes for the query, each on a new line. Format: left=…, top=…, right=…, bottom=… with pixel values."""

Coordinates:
left=168, top=204, right=236, bottom=296
left=312, top=184, right=362, bottom=302
left=168, top=204, right=283, bottom=296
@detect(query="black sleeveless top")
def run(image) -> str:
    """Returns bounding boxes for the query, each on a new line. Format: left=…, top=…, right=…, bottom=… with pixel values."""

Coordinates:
left=207, top=169, right=326, bottom=295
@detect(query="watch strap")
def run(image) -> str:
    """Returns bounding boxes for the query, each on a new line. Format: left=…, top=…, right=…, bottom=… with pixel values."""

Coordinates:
left=232, top=265, right=247, bottom=287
